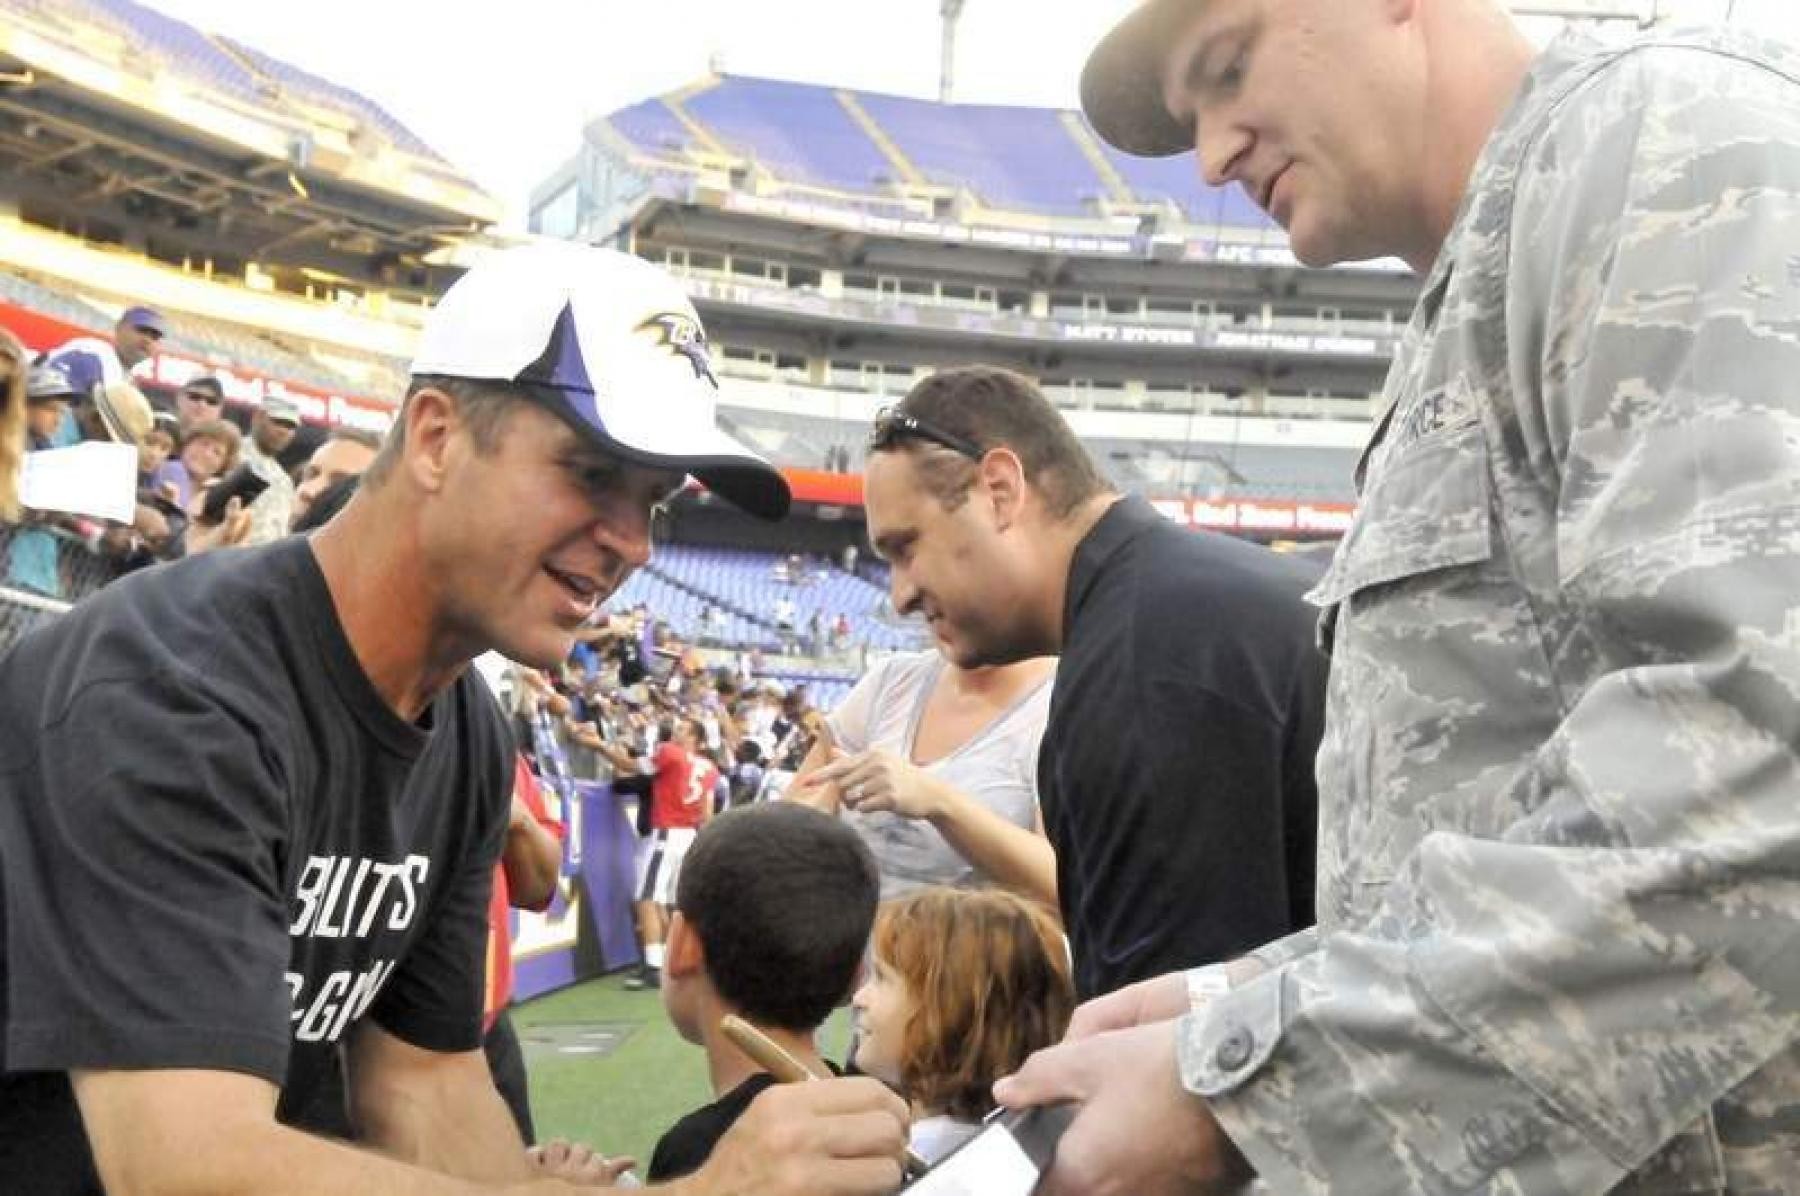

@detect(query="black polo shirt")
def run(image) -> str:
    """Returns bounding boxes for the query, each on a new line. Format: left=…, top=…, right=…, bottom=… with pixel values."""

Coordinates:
left=1038, top=496, right=1325, bottom=998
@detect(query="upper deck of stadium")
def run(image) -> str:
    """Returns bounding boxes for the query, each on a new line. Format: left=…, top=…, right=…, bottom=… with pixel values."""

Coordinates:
left=597, top=73, right=1272, bottom=228
left=0, top=0, right=501, bottom=289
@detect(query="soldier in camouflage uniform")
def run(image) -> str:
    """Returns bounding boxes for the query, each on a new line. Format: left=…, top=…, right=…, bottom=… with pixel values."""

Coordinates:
left=994, top=0, right=1800, bottom=1192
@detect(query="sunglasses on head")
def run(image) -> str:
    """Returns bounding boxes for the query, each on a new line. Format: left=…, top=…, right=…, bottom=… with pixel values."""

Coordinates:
left=868, top=406, right=984, bottom=460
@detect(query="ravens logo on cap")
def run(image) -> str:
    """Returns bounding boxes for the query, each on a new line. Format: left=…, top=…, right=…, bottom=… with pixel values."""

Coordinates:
left=640, top=313, right=718, bottom=388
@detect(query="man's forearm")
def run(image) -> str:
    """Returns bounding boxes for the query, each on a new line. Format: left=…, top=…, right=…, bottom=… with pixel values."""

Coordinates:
left=503, top=816, right=563, bottom=911
left=78, top=1085, right=555, bottom=1196
left=359, top=1068, right=536, bottom=1185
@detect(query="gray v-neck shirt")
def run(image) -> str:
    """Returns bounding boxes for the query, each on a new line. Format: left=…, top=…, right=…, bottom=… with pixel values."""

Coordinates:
left=826, top=651, right=1053, bottom=899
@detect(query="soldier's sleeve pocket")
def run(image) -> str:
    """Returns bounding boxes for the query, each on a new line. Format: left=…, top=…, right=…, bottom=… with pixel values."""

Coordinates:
left=1178, top=969, right=1287, bottom=1098
left=1307, top=421, right=1494, bottom=610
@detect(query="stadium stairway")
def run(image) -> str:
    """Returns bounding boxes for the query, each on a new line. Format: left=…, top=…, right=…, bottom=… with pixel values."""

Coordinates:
left=835, top=90, right=926, bottom=188
left=660, top=80, right=732, bottom=158
left=1062, top=111, right=1135, bottom=206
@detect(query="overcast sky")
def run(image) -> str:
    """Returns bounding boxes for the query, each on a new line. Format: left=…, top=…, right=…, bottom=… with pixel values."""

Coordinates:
left=138, top=0, right=1800, bottom=227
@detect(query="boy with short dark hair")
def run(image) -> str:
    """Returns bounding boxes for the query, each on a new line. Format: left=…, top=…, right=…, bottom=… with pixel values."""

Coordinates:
left=649, top=802, right=880, bottom=1182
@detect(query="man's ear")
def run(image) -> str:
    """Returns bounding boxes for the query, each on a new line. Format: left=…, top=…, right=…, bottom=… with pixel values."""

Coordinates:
left=666, top=911, right=705, bottom=978
left=978, top=446, right=1028, bottom=532
left=400, top=386, right=459, bottom=495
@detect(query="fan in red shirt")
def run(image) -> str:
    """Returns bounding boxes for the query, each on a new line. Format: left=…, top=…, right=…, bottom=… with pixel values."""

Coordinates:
left=628, top=718, right=715, bottom=989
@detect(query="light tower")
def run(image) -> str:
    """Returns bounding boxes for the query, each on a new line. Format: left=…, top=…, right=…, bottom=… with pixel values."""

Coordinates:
left=940, top=0, right=965, bottom=103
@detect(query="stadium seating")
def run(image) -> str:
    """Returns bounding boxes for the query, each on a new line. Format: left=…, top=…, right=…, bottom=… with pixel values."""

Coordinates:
left=643, top=545, right=927, bottom=654
left=686, top=78, right=895, bottom=194
left=0, top=265, right=402, bottom=396
left=608, top=566, right=781, bottom=651
left=716, top=402, right=1359, bottom=501
left=0, top=0, right=458, bottom=171
left=1098, top=145, right=1277, bottom=231
left=77, top=0, right=262, bottom=103
left=855, top=94, right=1109, bottom=215
left=609, top=98, right=701, bottom=157
left=1088, top=439, right=1357, bottom=501
left=599, top=73, right=1282, bottom=224
left=221, top=37, right=448, bottom=165
left=0, top=269, right=112, bottom=331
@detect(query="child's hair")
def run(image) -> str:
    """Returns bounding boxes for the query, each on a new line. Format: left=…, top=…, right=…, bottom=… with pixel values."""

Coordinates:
left=871, top=888, right=1074, bottom=1121
left=677, top=802, right=879, bottom=1032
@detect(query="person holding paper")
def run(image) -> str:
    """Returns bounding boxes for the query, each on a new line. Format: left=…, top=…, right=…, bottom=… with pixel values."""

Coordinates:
left=4, top=363, right=84, bottom=600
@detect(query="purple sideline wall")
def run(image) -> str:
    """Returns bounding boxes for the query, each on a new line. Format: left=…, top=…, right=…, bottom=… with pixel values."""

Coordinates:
left=510, top=782, right=642, bottom=1001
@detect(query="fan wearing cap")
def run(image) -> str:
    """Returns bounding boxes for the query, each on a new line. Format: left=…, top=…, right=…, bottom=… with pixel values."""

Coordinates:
left=40, top=304, right=165, bottom=448
left=1, top=363, right=87, bottom=600
left=239, top=395, right=302, bottom=546
left=996, top=3, right=1800, bottom=1196
left=0, top=243, right=910, bottom=1196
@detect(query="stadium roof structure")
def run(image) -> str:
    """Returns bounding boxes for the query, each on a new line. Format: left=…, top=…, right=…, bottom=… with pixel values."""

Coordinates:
left=0, top=0, right=500, bottom=288
left=594, top=73, right=1274, bottom=230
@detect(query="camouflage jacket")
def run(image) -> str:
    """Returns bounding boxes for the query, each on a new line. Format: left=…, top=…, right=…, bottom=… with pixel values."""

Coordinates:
left=1187, top=28, right=1800, bottom=1195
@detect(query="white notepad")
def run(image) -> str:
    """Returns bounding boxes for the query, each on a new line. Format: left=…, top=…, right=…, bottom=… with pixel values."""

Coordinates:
left=19, top=441, right=138, bottom=524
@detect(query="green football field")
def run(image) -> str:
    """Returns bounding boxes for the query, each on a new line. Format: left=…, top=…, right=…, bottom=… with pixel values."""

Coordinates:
left=513, top=974, right=856, bottom=1174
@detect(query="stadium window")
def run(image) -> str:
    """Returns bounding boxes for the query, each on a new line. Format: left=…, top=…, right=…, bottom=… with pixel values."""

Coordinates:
left=534, top=184, right=580, bottom=240
left=689, top=251, right=725, bottom=274
left=1105, top=297, right=1140, bottom=317
left=997, top=290, right=1029, bottom=314
left=898, top=279, right=932, bottom=297
left=845, top=273, right=878, bottom=292
left=788, top=266, right=822, bottom=290
left=940, top=283, right=977, bottom=301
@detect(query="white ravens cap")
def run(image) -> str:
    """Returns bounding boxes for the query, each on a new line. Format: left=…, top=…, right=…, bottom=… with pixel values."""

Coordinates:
left=410, top=242, right=790, bottom=520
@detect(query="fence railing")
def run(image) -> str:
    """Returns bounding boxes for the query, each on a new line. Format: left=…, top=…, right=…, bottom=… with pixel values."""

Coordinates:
left=0, top=521, right=127, bottom=655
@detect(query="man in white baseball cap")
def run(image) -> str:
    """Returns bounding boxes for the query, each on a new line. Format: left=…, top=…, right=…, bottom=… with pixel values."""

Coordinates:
left=0, top=243, right=908, bottom=1196
left=407, top=240, right=789, bottom=521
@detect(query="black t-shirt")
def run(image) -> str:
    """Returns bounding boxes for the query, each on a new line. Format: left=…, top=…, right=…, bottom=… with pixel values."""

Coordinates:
left=648, top=1060, right=842, bottom=1182
left=0, top=538, right=512, bottom=1193
left=1040, top=496, right=1327, bottom=999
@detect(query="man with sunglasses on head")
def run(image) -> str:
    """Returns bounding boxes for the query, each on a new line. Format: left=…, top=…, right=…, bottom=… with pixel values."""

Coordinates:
left=0, top=243, right=911, bottom=1196
left=860, top=365, right=1325, bottom=1003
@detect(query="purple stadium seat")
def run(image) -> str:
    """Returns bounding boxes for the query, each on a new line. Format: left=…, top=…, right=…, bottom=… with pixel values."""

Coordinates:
left=854, top=92, right=1109, bottom=215
left=685, top=78, right=893, bottom=193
